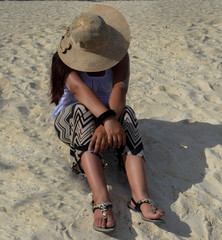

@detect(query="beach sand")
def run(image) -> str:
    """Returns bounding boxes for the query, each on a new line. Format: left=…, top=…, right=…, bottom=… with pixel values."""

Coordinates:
left=0, top=1, right=222, bottom=239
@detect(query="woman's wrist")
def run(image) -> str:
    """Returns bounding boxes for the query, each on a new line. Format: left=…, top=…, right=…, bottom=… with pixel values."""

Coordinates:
left=103, top=116, right=116, bottom=125
left=97, top=109, right=116, bottom=125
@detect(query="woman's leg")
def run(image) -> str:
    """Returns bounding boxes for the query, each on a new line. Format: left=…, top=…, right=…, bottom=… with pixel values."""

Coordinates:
left=81, top=151, right=115, bottom=229
left=124, top=155, right=165, bottom=219
left=118, top=106, right=164, bottom=219
left=55, top=103, right=114, bottom=228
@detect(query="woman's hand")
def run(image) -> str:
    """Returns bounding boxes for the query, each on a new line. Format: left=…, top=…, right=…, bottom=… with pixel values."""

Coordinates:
left=88, top=125, right=109, bottom=153
left=103, top=118, right=126, bottom=149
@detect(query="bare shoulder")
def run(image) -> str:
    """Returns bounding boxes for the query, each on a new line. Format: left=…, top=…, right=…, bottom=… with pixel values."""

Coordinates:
left=66, top=70, right=83, bottom=93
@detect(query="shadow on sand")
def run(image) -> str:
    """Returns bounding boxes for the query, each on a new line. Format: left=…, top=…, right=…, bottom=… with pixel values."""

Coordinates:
left=135, top=118, right=222, bottom=237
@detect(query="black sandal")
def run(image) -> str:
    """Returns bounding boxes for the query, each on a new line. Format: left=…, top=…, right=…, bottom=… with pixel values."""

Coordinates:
left=92, top=201, right=115, bottom=232
left=128, top=197, right=165, bottom=223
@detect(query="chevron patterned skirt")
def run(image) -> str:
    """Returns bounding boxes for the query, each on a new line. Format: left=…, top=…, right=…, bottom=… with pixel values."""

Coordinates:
left=54, top=103, right=144, bottom=174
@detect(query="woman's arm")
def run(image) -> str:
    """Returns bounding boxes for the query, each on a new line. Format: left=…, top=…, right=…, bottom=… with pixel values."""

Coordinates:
left=67, top=71, right=111, bottom=152
left=66, top=70, right=109, bottom=117
left=109, top=53, right=130, bottom=119
left=101, top=53, right=129, bottom=148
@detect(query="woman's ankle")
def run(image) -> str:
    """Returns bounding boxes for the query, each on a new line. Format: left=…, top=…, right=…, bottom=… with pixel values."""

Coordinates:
left=132, top=191, right=149, bottom=202
left=92, top=191, right=110, bottom=203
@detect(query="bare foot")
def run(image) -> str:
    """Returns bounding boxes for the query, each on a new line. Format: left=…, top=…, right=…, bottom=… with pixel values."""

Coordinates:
left=93, top=205, right=115, bottom=229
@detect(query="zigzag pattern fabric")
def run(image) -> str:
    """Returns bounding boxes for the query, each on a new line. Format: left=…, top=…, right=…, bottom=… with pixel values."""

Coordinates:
left=54, top=103, right=144, bottom=174
left=55, top=103, right=95, bottom=147
left=119, top=106, right=144, bottom=157
left=115, top=106, right=145, bottom=171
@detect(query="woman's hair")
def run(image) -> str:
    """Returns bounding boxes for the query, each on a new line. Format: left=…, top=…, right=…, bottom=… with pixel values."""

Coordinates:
left=50, top=51, right=72, bottom=105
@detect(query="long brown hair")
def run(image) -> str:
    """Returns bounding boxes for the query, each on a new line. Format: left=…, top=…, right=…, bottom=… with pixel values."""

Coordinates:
left=50, top=51, right=72, bottom=105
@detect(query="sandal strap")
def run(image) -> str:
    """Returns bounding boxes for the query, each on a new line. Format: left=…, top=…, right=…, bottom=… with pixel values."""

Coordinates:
left=131, top=197, right=157, bottom=212
left=93, top=201, right=112, bottom=220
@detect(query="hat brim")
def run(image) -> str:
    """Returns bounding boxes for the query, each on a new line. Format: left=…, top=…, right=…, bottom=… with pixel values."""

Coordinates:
left=58, top=5, right=130, bottom=72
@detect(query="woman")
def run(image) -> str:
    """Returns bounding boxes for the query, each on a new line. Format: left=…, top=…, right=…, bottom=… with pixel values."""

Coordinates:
left=50, top=5, right=165, bottom=232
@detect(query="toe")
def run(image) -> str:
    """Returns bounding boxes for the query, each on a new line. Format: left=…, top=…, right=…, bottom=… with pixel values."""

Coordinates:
left=156, top=209, right=165, bottom=217
left=100, top=219, right=106, bottom=229
left=95, top=217, right=106, bottom=229
left=146, top=211, right=161, bottom=219
left=106, top=217, right=115, bottom=228
left=94, top=209, right=106, bottom=229
left=106, top=207, right=115, bottom=228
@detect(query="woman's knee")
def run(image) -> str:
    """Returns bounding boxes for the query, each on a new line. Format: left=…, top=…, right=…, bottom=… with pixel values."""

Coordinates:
left=72, top=103, right=94, bottom=122
left=119, top=105, right=137, bottom=123
left=73, top=103, right=89, bottom=115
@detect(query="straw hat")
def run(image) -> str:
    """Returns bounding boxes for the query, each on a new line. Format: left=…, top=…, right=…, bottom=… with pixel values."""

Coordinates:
left=58, top=5, right=131, bottom=72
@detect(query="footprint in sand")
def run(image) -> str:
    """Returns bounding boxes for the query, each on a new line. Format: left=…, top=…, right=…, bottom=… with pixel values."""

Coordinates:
left=209, top=82, right=222, bottom=94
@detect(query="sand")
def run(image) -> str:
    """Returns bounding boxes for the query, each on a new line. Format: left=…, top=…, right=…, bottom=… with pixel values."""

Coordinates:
left=0, top=1, right=222, bottom=239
